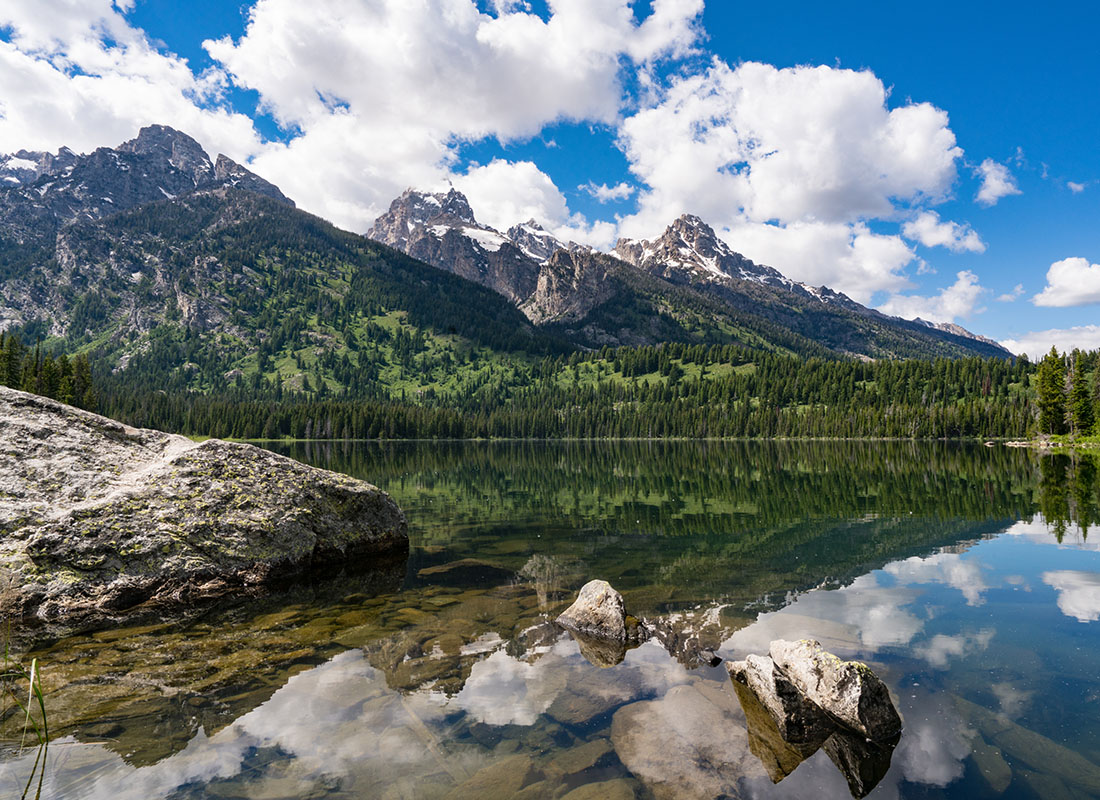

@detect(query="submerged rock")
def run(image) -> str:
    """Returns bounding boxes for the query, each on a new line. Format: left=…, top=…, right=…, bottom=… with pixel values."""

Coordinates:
left=0, top=386, right=408, bottom=623
left=611, top=681, right=765, bottom=799
left=770, top=639, right=902, bottom=741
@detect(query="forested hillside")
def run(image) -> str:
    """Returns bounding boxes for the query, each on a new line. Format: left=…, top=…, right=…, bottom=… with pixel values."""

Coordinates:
left=97, top=343, right=1043, bottom=440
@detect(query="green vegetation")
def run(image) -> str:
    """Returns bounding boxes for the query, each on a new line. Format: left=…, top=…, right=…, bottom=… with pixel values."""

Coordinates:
left=100, top=342, right=1035, bottom=440
left=0, top=332, right=96, bottom=410
left=0, top=624, right=48, bottom=800
left=1036, top=347, right=1100, bottom=438
left=1038, top=451, right=1100, bottom=541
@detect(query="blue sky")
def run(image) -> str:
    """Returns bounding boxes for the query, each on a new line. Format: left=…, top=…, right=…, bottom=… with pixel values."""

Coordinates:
left=1, top=0, right=1098, bottom=354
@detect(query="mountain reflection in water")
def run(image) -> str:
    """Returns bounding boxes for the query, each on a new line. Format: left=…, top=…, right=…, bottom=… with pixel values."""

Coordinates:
left=2, top=441, right=1099, bottom=799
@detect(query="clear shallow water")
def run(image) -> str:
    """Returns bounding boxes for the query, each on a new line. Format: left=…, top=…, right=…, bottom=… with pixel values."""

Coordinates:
left=1, top=441, right=1098, bottom=799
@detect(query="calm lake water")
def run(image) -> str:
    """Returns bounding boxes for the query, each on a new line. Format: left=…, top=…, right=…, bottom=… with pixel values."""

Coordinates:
left=2, top=441, right=1099, bottom=799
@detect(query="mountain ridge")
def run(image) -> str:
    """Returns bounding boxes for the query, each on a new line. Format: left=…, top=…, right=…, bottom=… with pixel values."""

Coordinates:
left=0, top=125, right=1012, bottom=380
left=368, top=187, right=1010, bottom=359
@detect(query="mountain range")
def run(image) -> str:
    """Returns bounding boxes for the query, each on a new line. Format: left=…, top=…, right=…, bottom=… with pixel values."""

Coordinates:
left=0, top=125, right=1010, bottom=403
left=368, top=188, right=1007, bottom=358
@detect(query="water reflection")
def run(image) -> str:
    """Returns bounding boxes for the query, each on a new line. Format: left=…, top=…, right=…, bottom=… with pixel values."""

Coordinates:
left=2, top=442, right=1099, bottom=798
left=1039, top=451, right=1100, bottom=541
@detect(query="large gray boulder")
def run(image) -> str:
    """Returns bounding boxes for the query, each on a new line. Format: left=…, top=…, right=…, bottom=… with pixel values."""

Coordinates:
left=728, top=659, right=897, bottom=797
left=556, top=579, right=634, bottom=641
left=0, top=386, right=407, bottom=623
left=769, top=639, right=902, bottom=741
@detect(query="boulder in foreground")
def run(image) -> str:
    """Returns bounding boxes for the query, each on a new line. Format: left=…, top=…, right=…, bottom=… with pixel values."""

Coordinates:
left=0, top=386, right=408, bottom=623
left=769, top=639, right=902, bottom=741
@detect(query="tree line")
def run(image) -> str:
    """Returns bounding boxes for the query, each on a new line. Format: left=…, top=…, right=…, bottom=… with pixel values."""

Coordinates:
left=1036, top=346, right=1100, bottom=436
left=98, top=343, right=1037, bottom=441
left=0, top=332, right=97, bottom=410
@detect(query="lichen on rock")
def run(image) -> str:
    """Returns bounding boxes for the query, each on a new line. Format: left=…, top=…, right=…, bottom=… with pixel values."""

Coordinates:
left=0, top=386, right=408, bottom=624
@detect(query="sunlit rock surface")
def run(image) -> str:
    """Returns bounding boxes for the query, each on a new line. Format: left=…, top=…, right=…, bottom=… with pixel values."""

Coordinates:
left=769, top=639, right=902, bottom=741
left=0, top=386, right=407, bottom=624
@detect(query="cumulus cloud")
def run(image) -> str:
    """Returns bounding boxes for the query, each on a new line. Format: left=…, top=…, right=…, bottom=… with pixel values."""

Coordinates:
left=1068, top=181, right=1087, bottom=193
left=615, top=60, right=965, bottom=301
left=913, top=629, right=994, bottom=668
left=884, top=550, right=990, bottom=606
left=721, top=220, right=917, bottom=304
left=0, top=0, right=704, bottom=234
left=1032, top=257, right=1100, bottom=307
left=205, top=0, right=704, bottom=230
left=1000, top=325, right=1100, bottom=358
left=1043, top=570, right=1100, bottom=622
left=0, top=0, right=261, bottom=159
left=580, top=180, right=636, bottom=203
left=901, top=211, right=985, bottom=253
left=974, top=158, right=1021, bottom=206
left=877, top=270, right=986, bottom=324
left=996, top=283, right=1024, bottom=302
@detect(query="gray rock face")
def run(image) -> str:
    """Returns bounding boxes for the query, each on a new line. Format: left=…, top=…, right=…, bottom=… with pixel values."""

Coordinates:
left=0, top=124, right=291, bottom=243
left=367, top=188, right=541, bottom=303
left=0, top=386, right=407, bottom=623
left=556, top=579, right=630, bottom=640
left=728, top=644, right=900, bottom=797
left=769, top=639, right=902, bottom=741
left=727, top=653, right=833, bottom=743
left=519, top=249, right=618, bottom=325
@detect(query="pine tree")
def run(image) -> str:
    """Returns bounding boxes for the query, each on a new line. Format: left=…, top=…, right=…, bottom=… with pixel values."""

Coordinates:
left=1069, top=359, right=1095, bottom=435
left=1038, top=347, right=1067, bottom=435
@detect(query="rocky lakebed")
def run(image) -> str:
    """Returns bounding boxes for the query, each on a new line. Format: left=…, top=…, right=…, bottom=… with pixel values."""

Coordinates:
left=1, top=403, right=1098, bottom=799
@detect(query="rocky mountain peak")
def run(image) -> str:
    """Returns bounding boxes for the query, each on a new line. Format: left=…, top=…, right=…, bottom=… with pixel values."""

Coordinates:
left=0, top=125, right=295, bottom=241
left=0, top=146, right=79, bottom=186
left=368, top=188, right=479, bottom=250
left=212, top=154, right=293, bottom=206
left=616, top=212, right=823, bottom=298
left=368, top=187, right=542, bottom=304
left=437, top=187, right=477, bottom=224
left=506, top=218, right=569, bottom=262
left=118, top=124, right=213, bottom=184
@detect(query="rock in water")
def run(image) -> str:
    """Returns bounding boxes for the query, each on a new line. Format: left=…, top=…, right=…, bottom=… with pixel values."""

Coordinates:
left=726, top=653, right=832, bottom=744
left=769, top=639, right=901, bottom=741
left=0, top=387, right=408, bottom=623
left=556, top=579, right=630, bottom=640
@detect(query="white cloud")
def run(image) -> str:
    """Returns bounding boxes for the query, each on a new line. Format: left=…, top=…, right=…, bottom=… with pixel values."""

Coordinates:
left=205, top=0, right=704, bottom=231
left=450, top=159, right=617, bottom=247
left=1000, top=325, right=1100, bottom=358
left=913, top=629, right=994, bottom=668
left=580, top=180, right=636, bottom=203
left=1068, top=181, right=1087, bottom=194
left=0, top=0, right=704, bottom=235
left=722, top=219, right=917, bottom=304
left=996, top=283, right=1024, bottom=302
left=1043, top=570, right=1100, bottom=622
left=877, top=270, right=986, bottom=324
left=615, top=60, right=965, bottom=301
left=0, top=0, right=261, bottom=161
left=884, top=550, right=990, bottom=606
left=901, top=211, right=986, bottom=253
left=457, top=159, right=570, bottom=230
left=453, top=649, right=560, bottom=725
left=1032, top=257, right=1100, bottom=307
left=974, top=158, right=1021, bottom=206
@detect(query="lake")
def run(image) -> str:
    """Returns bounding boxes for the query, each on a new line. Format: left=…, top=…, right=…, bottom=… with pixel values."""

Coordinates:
left=2, top=441, right=1098, bottom=799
